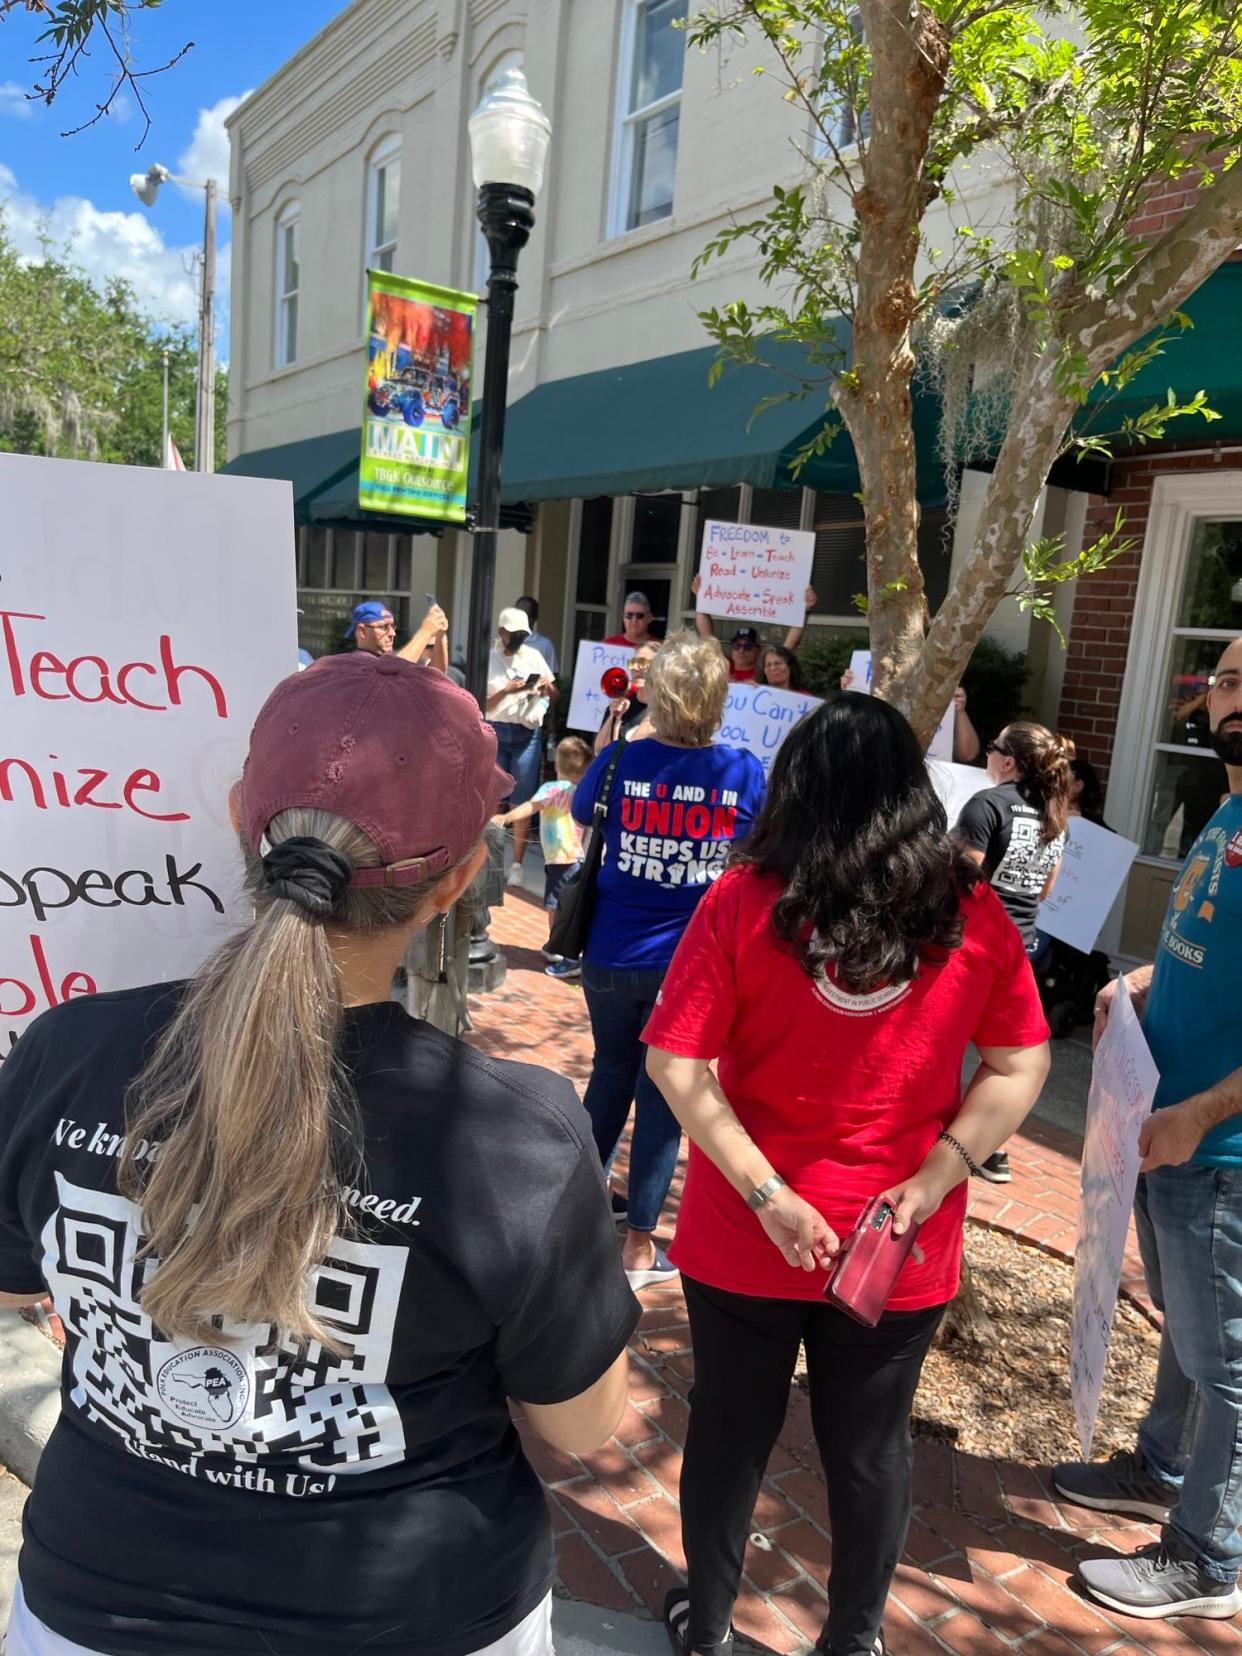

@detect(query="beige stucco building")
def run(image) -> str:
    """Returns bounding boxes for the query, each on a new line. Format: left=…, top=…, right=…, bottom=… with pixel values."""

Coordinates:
left=225, top=0, right=1242, bottom=959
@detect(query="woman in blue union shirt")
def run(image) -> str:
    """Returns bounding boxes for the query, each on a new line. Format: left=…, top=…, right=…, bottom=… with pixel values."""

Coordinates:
left=573, top=632, right=766, bottom=1291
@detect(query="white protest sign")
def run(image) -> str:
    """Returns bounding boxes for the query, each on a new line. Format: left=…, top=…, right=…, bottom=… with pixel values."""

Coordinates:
left=1, top=453, right=296, bottom=1064
left=716, top=682, right=822, bottom=777
left=1039, top=817, right=1139, bottom=955
left=565, top=639, right=632, bottom=733
left=1071, top=982, right=1158, bottom=1457
left=928, top=758, right=993, bottom=827
left=697, top=519, right=815, bottom=628
left=847, top=648, right=953, bottom=759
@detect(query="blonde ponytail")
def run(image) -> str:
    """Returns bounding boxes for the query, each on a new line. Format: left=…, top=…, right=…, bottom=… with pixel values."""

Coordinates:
left=119, top=807, right=439, bottom=1347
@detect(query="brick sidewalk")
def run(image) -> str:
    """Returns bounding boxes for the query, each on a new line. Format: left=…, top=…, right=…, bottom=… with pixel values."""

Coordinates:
left=468, top=895, right=1231, bottom=1656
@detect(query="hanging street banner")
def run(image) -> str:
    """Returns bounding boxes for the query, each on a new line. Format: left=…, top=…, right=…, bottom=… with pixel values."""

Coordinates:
left=360, top=270, right=476, bottom=523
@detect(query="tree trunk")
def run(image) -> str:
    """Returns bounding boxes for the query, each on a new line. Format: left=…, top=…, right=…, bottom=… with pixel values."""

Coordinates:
left=938, top=1253, right=992, bottom=1345
left=843, top=0, right=950, bottom=706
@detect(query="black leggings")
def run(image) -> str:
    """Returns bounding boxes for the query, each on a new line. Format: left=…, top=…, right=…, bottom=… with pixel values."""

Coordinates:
left=680, top=1277, right=945, bottom=1656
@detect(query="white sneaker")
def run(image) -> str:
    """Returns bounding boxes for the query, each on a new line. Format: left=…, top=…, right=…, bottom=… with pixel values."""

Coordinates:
left=624, top=1246, right=679, bottom=1292
left=506, top=862, right=525, bottom=888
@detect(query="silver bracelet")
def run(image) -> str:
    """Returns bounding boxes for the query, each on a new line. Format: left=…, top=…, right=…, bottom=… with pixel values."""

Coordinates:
left=746, top=1174, right=786, bottom=1210
left=937, top=1131, right=982, bottom=1178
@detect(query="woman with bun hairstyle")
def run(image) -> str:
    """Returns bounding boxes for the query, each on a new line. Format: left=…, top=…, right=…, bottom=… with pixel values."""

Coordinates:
left=954, top=719, right=1070, bottom=1181
left=0, top=653, right=636, bottom=1656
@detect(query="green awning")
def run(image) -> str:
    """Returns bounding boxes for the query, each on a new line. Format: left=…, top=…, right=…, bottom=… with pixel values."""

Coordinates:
left=1076, top=259, right=1242, bottom=444
left=497, top=333, right=946, bottom=505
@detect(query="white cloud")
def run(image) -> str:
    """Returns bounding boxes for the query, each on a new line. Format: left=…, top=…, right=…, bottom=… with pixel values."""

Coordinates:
left=0, top=162, right=230, bottom=343
left=0, top=81, right=34, bottom=119
left=177, top=91, right=253, bottom=194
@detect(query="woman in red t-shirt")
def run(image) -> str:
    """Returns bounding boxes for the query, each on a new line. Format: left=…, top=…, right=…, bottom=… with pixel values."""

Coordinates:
left=644, top=694, right=1051, bottom=1656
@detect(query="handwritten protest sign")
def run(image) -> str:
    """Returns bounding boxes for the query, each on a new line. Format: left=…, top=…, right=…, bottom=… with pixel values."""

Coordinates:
left=716, top=682, right=822, bottom=777
left=847, top=649, right=953, bottom=759
left=1039, top=817, right=1139, bottom=955
left=1, top=453, right=296, bottom=1065
left=564, top=639, right=633, bottom=734
left=1071, top=981, right=1158, bottom=1458
left=927, top=759, right=992, bottom=827
left=697, top=519, right=815, bottom=628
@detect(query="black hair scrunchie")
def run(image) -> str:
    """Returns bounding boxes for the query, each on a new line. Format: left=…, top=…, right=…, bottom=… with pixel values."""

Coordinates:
left=262, top=836, right=355, bottom=917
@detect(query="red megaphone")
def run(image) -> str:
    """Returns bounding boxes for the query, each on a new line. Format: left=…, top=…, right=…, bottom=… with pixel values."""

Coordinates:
left=601, top=666, right=631, bottom=698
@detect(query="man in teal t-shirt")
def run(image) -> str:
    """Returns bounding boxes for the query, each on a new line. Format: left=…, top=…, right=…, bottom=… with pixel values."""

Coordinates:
left=1054, top=636, right=1242, bottom=1623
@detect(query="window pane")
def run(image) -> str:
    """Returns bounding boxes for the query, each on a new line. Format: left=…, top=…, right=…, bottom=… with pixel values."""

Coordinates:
left=380, top=157, right=400, bottom=247
left=627, top=105, right=679, bottom=229
left=282, top=294, right=298, bottom=365
left=631, top=0, right=688, bottom=111
left=1143, top=748, right=1228, bottom=859
left=395, top=538, right=412, bottom=592
left=332, top=532, right=357, bottom=590
left=577, top=499, right=613, bottom=603
left=1178, top=519, right=1242, bottom=630
left=919, top=510, right=952, bottom=613
left=305, top=527, right=328, bottom=589
left=363, top=532, right=390, bottom=591
left=749, top=488, right=803, bottom=530
left=1158, top=635, right=1224, bottom=748
left=285, top=224, right=299, bottom=294
left=811, top=494, right=866, bottom=615
left=631, top=494, right=681, bottom=564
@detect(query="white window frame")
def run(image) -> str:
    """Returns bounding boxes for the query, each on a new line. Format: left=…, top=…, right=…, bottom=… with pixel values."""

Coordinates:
left=366, top=135, right=401, bottom=277
left=1105, top=471, right=1242, bottom=861
left=811, top=12, right=870, bottom=159
left=608, top=0, right=686, bottom=239
left=274, top=203, right=300, bottom=369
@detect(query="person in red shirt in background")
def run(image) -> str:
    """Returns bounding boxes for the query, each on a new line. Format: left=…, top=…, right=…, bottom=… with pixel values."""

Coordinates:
left=603, top=591, right=661, bottom=648
left=691, top=574, right=817, bottom=682
left=644, top=694, right=1050, bottom=1656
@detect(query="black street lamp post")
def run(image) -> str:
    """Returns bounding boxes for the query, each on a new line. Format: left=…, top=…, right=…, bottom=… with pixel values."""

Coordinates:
left=462, top=68, right=552, bottom=987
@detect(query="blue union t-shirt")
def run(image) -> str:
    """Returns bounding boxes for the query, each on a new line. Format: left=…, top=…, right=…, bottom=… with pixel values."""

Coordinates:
left=572, top=739, right=765, bottom=971
left=1142, top=792, right=1242, bottom=1167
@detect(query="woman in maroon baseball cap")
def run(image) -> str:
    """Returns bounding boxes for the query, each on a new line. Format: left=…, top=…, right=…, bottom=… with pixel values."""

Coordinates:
left=0, top=652, right=637, bottom=1656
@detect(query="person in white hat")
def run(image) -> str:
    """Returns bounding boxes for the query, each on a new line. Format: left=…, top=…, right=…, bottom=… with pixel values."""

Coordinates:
left=487, top=607, right=555, bottom=886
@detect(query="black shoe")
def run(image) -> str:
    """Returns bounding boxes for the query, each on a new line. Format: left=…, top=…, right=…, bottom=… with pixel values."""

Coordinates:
left=1053, top=1448, right=1178, bottom=1522
left=663, top=1589, right=733, bottom=1654
left=978, top=1150, right=1012, bottom=1183
left=815, top=1634, right=887, bottom=1654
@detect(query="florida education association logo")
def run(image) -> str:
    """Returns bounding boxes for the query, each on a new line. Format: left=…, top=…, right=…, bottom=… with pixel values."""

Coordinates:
left=156, top=1346, right=250, bottom=1430
left=1226, top=827, right=1242, bottom=869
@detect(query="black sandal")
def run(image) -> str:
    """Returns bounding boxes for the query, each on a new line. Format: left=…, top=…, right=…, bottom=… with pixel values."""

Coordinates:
left=663, top=1588, right=734, bottom=1655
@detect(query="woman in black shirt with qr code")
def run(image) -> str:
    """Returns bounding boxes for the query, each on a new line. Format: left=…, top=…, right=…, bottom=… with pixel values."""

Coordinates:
left=0, top=654, right=637, bottom=1656
left=953, top=719, right=1071, bottom=1184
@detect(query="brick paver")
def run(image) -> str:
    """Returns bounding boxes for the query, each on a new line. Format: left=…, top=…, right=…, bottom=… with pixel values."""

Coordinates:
left=468, top=894, right=1195, bottom=1656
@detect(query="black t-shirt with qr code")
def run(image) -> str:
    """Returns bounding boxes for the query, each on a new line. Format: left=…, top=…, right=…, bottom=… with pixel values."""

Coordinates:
left=0, top=984, right=638, bottom=1656
left=955, top=781, right=1066, bottom=949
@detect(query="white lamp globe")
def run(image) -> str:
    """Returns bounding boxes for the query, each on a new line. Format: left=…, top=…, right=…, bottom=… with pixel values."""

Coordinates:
left=468, top=66, right=552, bottom=197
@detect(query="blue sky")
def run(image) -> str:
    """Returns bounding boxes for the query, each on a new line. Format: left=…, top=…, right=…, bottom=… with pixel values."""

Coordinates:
left=0, top=0, right=347, bottom=351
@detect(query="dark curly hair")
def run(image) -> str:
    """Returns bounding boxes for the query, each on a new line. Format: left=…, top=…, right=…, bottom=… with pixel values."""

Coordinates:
left=734, top=694, right=980, bottom=993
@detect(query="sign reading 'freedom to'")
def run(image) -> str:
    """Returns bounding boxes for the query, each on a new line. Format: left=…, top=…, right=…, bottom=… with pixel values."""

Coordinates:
left=696, top=519, right=815, bottom=627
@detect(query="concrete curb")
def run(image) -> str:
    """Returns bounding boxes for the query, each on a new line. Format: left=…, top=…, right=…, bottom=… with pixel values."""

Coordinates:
left=551, top=1597, right=669, bottom=1654
left=0, top=1311, right=60, bottom=1487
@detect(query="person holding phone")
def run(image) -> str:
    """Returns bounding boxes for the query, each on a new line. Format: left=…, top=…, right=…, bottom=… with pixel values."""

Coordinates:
left=0, top=654, right=636, bottom=1656
left=643, top=693, right=1050, bottom=1656
left=487, top=607, right=555, bottom=887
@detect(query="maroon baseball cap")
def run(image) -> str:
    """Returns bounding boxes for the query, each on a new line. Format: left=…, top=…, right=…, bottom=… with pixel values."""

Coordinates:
left=239, top=653, right=512, bottom=886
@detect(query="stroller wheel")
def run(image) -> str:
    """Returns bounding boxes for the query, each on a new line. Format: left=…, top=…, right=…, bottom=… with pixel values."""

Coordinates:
left=1048, top=1000, right=1076, bottom=1040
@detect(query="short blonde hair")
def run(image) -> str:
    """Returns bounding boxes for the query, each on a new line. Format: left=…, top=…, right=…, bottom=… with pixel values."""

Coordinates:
left=556, top=735, right=593, bottom=781
left=646, top=631, right=729, bottom=747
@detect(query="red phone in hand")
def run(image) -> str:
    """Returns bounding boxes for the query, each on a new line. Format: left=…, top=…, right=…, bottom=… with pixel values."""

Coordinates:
left=823, top=1196, right=922, bottom=1326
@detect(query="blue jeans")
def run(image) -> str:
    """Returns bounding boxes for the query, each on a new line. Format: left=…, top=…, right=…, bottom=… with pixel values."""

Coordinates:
left=491, top=722, right=542, bottom=806
left=581, top=962, right=681, bottom=1233
left=1134, top=1164, right=1242, bottom=1581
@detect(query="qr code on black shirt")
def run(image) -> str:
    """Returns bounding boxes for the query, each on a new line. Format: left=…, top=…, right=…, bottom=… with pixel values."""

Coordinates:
left=41, top=1173, right=410, bottom=1475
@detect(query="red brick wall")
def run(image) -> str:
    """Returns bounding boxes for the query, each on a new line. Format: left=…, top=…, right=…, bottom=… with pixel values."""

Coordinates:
left=1057, top=448, right=1242, bottom=784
